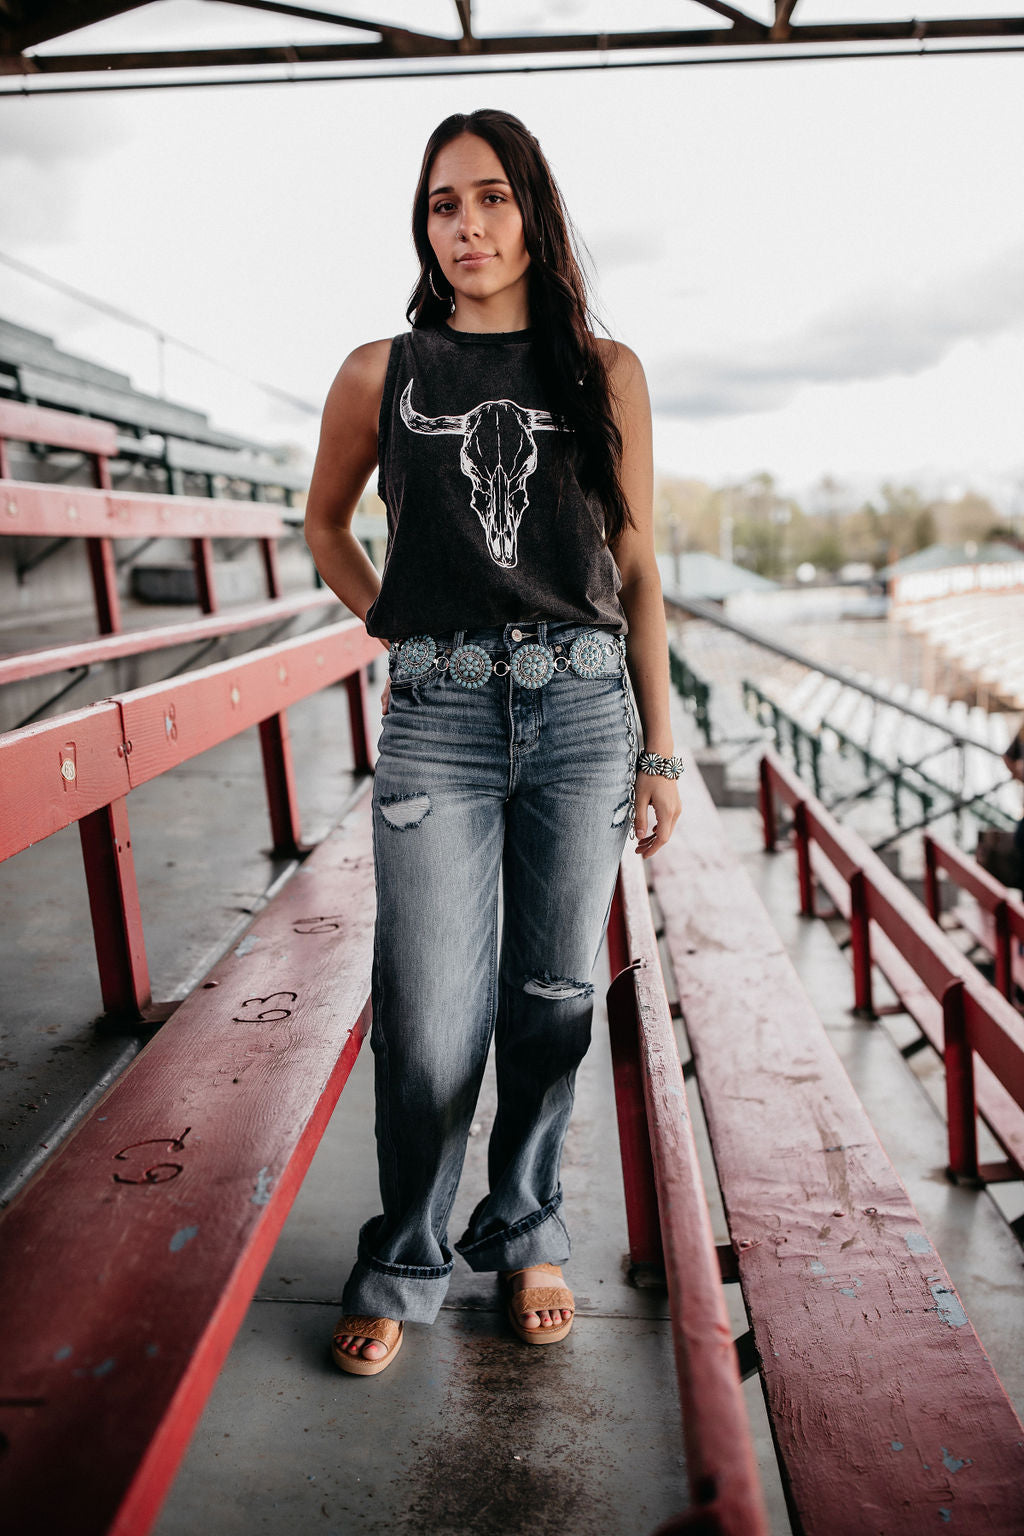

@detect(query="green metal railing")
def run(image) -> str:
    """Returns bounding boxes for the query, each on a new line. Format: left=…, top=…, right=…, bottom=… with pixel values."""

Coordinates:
left=741, top=679, right=1015, bottom=844
left=668, top=645, right=713, bottom=746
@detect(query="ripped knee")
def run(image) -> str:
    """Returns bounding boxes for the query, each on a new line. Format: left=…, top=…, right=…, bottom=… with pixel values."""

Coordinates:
left=378, top=791, right=431, bottom=829
left=523, top=970, right=594, bottom=1001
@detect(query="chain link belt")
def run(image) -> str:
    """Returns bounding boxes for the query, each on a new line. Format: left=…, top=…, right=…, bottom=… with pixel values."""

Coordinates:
left=392, top=630, right=624, bottom=690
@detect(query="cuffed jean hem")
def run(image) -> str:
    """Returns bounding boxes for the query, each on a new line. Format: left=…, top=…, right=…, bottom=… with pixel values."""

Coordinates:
left=454, top=1194, right=571, bottom=1274
left=339, top=1217, right=455, bottom=1325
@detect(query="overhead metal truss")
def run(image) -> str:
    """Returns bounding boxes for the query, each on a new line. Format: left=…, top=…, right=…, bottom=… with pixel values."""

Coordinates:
left=1, top=1, right=1022, bottom=89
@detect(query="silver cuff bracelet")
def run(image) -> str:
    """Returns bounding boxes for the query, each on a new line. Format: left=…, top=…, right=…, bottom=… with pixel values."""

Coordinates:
left=636, top=750, right=684, bottom=780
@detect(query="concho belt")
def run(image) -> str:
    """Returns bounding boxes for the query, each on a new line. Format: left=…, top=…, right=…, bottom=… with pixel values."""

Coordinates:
left=393, top=631, right=623, bottom=690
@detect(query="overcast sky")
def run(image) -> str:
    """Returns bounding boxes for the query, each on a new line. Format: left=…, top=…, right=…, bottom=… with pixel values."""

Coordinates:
left=1, top=0, right=1022, bottom=512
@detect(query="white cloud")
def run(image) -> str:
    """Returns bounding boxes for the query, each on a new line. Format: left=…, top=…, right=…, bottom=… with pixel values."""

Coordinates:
left=651, top=243, right=1024, bottom=417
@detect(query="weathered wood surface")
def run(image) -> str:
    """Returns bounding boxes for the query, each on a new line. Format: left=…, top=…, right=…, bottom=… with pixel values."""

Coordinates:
left=767, top=752, right=1024, bottom=1178
left=116, top=617, right=378, bottom=787
left=0, top=618, right=379, bottom=860
left=0, top=702, right=130, bottom=858
left=651, top=759, right=1024, bottom=1535
left=0, top=398, right=118, bottom=457
left=810, top=822, right=1024, bottom=1179
left=609, top=854, right=770, bottom=1536
left=0, top=796, right=375, bottom=1536
left=0, top=590, right=338, bottom=686
left=0, top=479, right=285, bottom=540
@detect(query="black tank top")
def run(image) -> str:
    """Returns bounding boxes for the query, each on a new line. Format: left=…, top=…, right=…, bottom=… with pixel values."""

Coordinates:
left=363, top=324, right=626, bottom=639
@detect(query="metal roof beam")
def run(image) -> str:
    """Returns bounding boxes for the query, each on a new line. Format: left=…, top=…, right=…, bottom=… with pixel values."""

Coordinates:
left=689, top=1, right=767, bottom=36
left=4, top=13, right=1024, bottom=77
left=213, top=0, right=452, bottom=51
left=771, top=1, right=800, bottom=43
left=2, top=0, right=150, bottom=52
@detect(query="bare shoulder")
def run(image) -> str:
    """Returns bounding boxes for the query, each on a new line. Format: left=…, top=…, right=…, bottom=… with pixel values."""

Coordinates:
left=596, top=337, right=648, bottom=398
left=334, top=337, right=393, bottom=395
left=322, top=337, right=393, bottom=434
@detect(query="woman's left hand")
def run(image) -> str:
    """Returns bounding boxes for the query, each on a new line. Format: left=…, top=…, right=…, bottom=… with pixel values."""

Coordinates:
left=633, top=773, right=682, bottom=859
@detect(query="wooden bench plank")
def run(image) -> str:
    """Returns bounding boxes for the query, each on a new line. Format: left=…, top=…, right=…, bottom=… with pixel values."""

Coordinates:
left=0, top=399, right=118, bottom=457
left=650, top=762, right=1024, bottom=1535
left=0, top=795, right=375, bottom=1536
left=608, top=854, right=769, bottom=1535
left=953, top=897, right=1024, bottom=995
left=0, top=703, right=131, bottom=856
left=810, top=836, right=1024, bottom=1178
left=0, top=480, right=284, bottom=540
left=0, top=591, right=338, bottom=687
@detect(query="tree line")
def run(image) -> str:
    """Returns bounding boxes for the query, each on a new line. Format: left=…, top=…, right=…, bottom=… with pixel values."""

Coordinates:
left=655, top=471, right=1022, bottom=580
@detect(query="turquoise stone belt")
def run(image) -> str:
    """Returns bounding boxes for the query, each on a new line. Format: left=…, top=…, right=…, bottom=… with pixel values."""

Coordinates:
left=392, top=630, right=624, bottom=690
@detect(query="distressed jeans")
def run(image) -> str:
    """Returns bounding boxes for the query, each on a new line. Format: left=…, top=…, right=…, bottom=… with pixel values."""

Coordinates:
left=341, top=620, right=639, bottom=1323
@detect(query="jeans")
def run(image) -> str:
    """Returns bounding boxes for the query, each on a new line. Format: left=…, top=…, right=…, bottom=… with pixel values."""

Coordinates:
left=341, top=620, right=639, bottom=1323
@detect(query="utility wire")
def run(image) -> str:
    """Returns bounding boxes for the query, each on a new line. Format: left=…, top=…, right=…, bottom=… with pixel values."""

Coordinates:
left=0, top=42, right=1022, bottom=96
left=0, top=247, right=321, bottom=416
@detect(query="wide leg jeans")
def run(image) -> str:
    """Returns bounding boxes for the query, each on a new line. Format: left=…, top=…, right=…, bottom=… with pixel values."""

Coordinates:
left=341, top=621, right=639, bottom=1323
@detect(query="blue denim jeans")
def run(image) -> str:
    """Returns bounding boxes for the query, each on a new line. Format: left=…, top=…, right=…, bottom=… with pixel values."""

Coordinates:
left=340, top=620, right=639, bottom=1323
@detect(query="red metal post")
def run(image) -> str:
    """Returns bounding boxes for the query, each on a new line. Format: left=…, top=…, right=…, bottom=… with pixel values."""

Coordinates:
left=793, top=799, right=814, bottom=917
left=758, top=756, right=777, bottom=851
left=923, top=836, right=941, bottom=921
left=849, top=868, right=875, bottom=1017
left=259, top=536, right=282, bottom=599
left=345, top=665, right=375, bottom=773
left=258, top=712, right=303, bottom=857
left=942, top=978, right=979, bottom=1182
left=78, top=796, right=151, bottom=1018
left=0, top=434, right=10, bottom=479
left=191, top=536, right=218, bottom=614
left=83, top=445, right=123, bottom=635
left=85, top=537, right=123, bottom=635
left=993, top=900, right=1012, bottom=1002
left=606, top=881, right=664, bottom=1270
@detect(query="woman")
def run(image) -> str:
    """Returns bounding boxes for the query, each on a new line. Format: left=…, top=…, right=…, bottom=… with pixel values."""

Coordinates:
left=304, top=109, right=682, bottom=1376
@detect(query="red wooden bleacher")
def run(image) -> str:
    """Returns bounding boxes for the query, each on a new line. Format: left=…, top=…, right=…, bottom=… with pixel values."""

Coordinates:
left=0, top=399, right=304, bottom=641
left=639, top=746, right=1024, bottom=1533
left=0, top=616, right=380, bottom=1535
left=760, top=750, right=1024, bottom=1185
left=924, top=832, right=1024, bottom=1003
left=1, top=617, right=379, bottom=1019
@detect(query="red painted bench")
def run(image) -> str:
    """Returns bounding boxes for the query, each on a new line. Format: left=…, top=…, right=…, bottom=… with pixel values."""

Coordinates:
left=0, top=616, right=382, bottom=1535
left=760, top=750, right=1024, bottom=1185
left=1, top=616, right=379, bottom=1020
left=0, top=796, right=375, bottom=1536
left=646, top=747, right=1024, bottom=1533
left=0, top=590, right=338, bottom=689
left=0, top=399, right=299, bottom=638
left=607, top=851, right=769, bottom=1536
left=924, top=832, right=1024, bottom=1004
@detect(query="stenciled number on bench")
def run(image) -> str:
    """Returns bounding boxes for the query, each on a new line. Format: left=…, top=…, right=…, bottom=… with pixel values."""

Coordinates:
left=232, top=991, right=298, bottom=1023
left=292, top=915, right=345, bottom=934
left=113, top=1127, right=192, bottom=1185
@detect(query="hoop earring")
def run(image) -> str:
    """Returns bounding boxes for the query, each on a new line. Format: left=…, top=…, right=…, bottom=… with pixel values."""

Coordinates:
left=428, top=267, right=448, bottom=302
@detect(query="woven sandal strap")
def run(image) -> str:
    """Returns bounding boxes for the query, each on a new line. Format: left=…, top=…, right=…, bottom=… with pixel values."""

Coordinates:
left=504, top=1262, right=564, bottom=1281
left=333, top=1315, right=401, bottom=1347
left=513, top=1286, right=574, bottom=1315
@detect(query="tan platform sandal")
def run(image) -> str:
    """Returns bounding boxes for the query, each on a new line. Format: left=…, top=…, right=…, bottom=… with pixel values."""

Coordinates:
left=502, top=1262, right=575, bottom=1345
left=331, top=1314, right=404, bottom=1376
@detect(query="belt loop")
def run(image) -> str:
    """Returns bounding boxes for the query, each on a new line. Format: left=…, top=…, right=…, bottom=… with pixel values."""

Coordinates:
left=454, top=629, right=465, bottom=649
left=537, top=620, right=547, bottom=646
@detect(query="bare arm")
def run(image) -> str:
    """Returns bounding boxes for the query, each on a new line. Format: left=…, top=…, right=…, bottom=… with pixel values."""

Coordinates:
left=604, top=341, right=681, bottom=858
left=304, top=339, right=392, bottom=639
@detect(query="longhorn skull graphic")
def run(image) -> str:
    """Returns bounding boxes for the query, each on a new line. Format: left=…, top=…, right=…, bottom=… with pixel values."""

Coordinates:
left=400, top=379, right=558, bottom=568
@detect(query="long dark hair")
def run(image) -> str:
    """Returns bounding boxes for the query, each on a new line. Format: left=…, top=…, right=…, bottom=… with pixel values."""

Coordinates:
left=407, top=108, right=633, bottom=545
